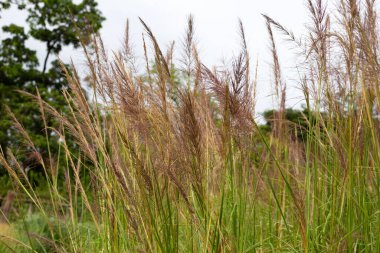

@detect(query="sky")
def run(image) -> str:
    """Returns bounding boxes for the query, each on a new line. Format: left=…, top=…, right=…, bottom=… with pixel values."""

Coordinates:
left=1, top=0, right=311, bottom=118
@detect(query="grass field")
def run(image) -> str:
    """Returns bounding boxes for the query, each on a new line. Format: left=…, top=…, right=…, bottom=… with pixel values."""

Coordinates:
left=1, top=0, right=380, bottom=252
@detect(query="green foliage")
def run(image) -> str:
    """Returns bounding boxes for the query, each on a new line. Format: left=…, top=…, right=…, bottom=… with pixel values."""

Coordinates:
left=0, top=212, right=99, bottom=253
left=263, top=107, right=319, bottom=141
left=0, top=0, right=105, bottom=177
left=24, top=0, right=105, bottom=72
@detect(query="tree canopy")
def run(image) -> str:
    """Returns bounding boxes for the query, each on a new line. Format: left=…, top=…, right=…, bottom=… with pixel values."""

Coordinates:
left=0, top=0, right=105, bottom=174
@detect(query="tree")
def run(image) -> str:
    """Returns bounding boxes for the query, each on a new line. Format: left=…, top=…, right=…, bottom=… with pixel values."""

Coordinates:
left=262, top=108, right=312, bottom=141
left=0, top=0, right=105, bottom=175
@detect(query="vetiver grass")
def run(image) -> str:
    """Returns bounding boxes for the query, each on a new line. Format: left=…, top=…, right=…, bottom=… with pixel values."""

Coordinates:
left=1, top=0, right=380, bottom=252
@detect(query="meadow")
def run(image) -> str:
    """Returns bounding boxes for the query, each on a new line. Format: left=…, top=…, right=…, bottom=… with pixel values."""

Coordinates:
left=1, top=0, right=380, bottom=252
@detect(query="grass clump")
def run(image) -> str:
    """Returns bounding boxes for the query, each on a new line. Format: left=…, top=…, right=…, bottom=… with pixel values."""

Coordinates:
left=1, top=0, right=380, bottom=252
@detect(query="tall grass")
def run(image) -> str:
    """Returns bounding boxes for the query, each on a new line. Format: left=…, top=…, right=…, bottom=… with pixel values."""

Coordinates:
left=1, top=0, right=380, bottom=252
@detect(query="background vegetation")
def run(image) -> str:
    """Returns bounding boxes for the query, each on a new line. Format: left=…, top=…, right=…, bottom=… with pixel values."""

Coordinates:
left=0, top=0, right=104, bottom=184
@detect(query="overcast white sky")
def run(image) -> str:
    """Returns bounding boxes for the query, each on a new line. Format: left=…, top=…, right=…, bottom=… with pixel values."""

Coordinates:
left=1, top=0, right=312, bottom=117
